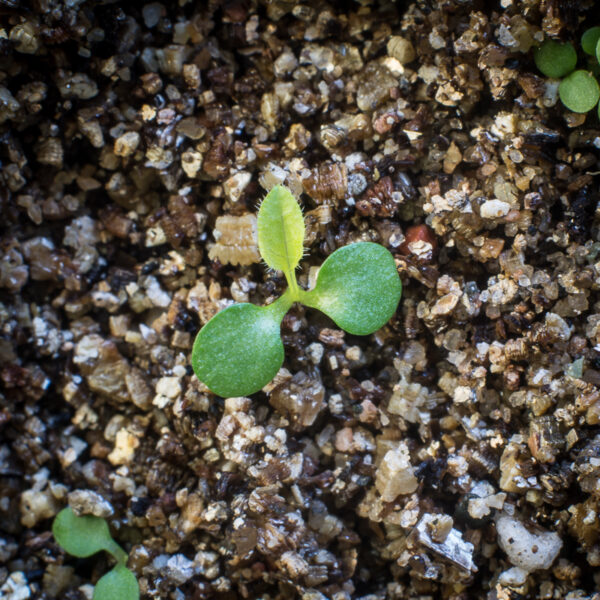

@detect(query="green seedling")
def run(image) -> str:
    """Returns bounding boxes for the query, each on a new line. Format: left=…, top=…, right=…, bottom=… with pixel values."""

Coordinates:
left=534, top=29, right=600, bottom=116
left=52, top=508, right=139, bottom=600
left=533, top=39, right=577, bottom=79
left=559, top=70, right=600, bottom=113
left=581, top=27, right=600, bottom=56
left=192, top=185, right=402, bottom=397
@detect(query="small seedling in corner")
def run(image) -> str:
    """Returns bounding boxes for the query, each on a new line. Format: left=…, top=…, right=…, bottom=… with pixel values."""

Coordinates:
left=192, top=185, right=402, bottom=397
left=52, top=508, right=139, bottom=600
left=534, top=28, right=600, bottom=115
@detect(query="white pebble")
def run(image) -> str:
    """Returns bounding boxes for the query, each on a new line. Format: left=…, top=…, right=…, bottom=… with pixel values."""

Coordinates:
left=480, top=199, right=510, bottom=218
left=496, top=514, right=562, bottom=572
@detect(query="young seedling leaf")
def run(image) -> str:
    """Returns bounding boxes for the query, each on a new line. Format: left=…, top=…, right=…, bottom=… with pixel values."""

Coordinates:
left=596, top=36, right=600, bottom=65
left=582, top=27, right=600, bottom=55
left=302, top=242, right=402, bottom=336
left=192, top=299, right=290, bottom=397
left=534, top=39, right=577, bottom=78
left=93, top=565, right=139, bottom=600
left=559, top=70, right=600, bottom=113
left=257, top=185, right=305, bottom=285
left=53, top=508, right=125, bottom=561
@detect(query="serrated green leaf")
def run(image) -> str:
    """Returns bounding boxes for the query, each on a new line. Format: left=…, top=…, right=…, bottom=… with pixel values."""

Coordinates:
left=302, top=242, right=402, bottom=335
left=52, top=508, right=126, bottom=562
left=93, top=565, right=139, bottom=600
left=582, top=27, right=600, bottom=55
left=257, top=185, right=304, bottom=284
left=534, top=39, right=576, bottom=79
left=559, top=70, right=600, bottom=113
left=191, top=296, right=291, bottom=397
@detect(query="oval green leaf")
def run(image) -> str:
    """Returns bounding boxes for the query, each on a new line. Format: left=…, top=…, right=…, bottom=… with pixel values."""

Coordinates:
left=257, top=185, right=305, bottom=279
left=582, top=27, right=600, bottom=55
left=53, top=508, right=119, bottom=559
left=192, top=301, right=289, bottom=397
left=93, top=565, right=139, bottom=600
left=302, top=242, right=402, bottom=336
left=534, top=39, right=576, bottom=78
left=559, top=70, right=600, bottom=113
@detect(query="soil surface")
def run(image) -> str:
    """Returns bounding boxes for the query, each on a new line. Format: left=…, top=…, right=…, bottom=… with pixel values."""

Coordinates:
left=2, top=0, right=600, bottom=599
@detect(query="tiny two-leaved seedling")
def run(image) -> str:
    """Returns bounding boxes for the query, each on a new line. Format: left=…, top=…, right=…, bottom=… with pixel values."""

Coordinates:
left=534, top=27, right=600, bottom=115
left=52, top=508, right=139, bottom=600
left=192, top=185, right=402, bottom=397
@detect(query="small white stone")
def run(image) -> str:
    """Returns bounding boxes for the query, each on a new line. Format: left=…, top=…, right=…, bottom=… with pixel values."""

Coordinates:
left=480, top=199, right=510, bottom=218
left=496, top=514, right=562, bottom=572
left=259, top=163, right=287, bottom=190
left=307, top=342, right=324, bottom=365
left=165, top=554, right=196, bottom=585
left=544, top=312, right=572, bottom=341
left=146, top=225, right=167, bottom=247
left=20, top=489, right=60, bottom=528
left=181, top=150, right=203, bottom=178
left=156, top=376, right=178, bottom=397
left=498, top=566, right=528, bottom=587
left=274, top=50, right=298, bottom=77
left=108, top=429, right=139, bottom=465
left=453, top=386, right=474, bottom=404
left=223, top=171, right=252, bottom=202
left=114, top=131, right=140, bottom=157
left=144, top=276, right=171, bottom=307
left=375, top=442, right=418, bottom=501
left=0, top=571, right=31, bottom=600
left=68, top=489, right=114, bottom=518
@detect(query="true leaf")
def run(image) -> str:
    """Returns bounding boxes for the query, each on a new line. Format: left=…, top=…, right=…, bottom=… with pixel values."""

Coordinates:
left=191, top=300, right=290, bottom=397
left=559, top=70, right=600, bottom=113
left=93, top=565, right=139, bottom=600
left=582, top=27, right=600, bottom=55
left=534, top=39, right=576, bottom=79
left=302, top=242, right=402, bottom=336
left=257, top=185, right=304, bottom=283
left=52, top=508, right=125, bottom=562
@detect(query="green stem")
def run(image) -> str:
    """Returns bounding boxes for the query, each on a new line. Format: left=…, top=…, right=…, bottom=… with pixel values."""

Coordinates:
left=264, top=288, right=294, bottom=323
left=104, top=539, right=128, bottom=565
left=295, top=287, right=313, bottom=307
left=284, top=269, right=301, bottom=302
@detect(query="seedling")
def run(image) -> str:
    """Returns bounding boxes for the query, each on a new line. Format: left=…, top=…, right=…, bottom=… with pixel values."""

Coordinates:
left=534, top=28, right=600, bottom=115
left=192, top=185, right=402, bottom=397
left=52, top=508, right=139, bottom=600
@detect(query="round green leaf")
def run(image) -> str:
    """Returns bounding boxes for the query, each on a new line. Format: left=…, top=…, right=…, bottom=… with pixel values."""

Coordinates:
left=534, top=39, right=576, bottom=78
left=559, top=70, right=600, bottom=113
left=596, top=36, right=600, bottom=65
left=582, top=27, right=600, bottom=55
left=192, top=301, right=289, bottom=397
left=302, top=242, right=402, bottom=336
left=53, top=508, right=119, bottom=559
left=257, top=185, right=305, bottom=280
left=93, top=565, right=139, bottom=600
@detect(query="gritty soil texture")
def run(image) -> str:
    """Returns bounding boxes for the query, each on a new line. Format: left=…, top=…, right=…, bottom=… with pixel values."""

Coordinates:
left=3, top=0, right=600, bottom=598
